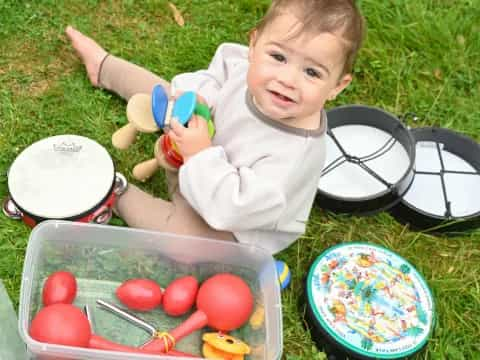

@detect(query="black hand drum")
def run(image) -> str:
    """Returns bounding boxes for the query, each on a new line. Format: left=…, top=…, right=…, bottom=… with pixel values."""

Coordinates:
left=316, top=105, right=415, bottom=214
left=390, top=127, right=480, bottom=231
left=3, top=135, right=127, bottom=227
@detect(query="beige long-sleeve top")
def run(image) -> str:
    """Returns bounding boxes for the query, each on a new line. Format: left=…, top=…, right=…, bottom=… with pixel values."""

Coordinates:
left=171, top=43, right=327, bottom=254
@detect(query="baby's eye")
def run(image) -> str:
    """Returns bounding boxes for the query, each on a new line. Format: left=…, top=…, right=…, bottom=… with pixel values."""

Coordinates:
left=305, top=68, right=320, bottom=78
left=270, top=53, right=286, bottom=63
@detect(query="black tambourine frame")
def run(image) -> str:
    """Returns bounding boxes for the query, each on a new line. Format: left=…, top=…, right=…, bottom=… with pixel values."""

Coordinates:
left=389, top=126, right=480, bottom=232
left=316, top=105, right=416, bottom=215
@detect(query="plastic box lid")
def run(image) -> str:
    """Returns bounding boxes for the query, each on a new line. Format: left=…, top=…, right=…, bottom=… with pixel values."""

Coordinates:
left=19, top=220, right=283, bottom=360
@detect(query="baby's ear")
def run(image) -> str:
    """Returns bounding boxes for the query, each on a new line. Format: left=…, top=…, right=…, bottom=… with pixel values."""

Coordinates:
left=248, top=29, right=258, bottom=63
left=248, top=29, right=258, bottom=46
left=329, top=73, right=352, bottom=100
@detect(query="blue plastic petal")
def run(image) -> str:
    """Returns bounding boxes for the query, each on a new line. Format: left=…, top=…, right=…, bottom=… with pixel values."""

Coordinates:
left=172, top=92, right=197, bottom=126
left=151, top=85, right=169, bottom=128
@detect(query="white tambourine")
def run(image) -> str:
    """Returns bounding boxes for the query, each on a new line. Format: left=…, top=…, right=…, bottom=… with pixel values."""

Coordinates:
left=3, top=135, right=127, bottom=227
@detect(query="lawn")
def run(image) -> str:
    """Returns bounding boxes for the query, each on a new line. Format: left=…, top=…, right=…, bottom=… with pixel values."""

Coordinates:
left=1, top=0, right=479, bottom=359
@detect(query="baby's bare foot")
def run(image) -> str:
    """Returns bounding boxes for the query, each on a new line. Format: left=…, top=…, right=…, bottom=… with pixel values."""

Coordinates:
left=65, top=25, right=107, bottom=87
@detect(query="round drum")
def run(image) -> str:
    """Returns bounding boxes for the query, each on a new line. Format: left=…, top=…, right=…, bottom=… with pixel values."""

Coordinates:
left=390, top=127, right=480, bottom=231
left=316, top=105, right=416, bottom=214
left=305, top=243, right=435, bottom=360
left=3, top=135, right=127, bottom=227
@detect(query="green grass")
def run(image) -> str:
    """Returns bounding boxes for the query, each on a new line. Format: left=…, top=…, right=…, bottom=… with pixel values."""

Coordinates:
left=1, top=0, right=479, bottom=358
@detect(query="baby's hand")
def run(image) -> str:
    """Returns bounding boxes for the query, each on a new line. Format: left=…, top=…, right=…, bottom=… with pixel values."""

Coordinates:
left=168, top=115, right=211, bottom=163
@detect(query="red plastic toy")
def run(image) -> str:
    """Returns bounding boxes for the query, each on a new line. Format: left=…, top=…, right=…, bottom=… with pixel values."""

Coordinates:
left=161, top=133, right=184, bottom=168
left=163, top=275, right=199, bottom=316
left=30, top=303, right=91, bottom=347
left=42, top=270, right=77, bottom=306
left=89, top=335, right=199, bottom=357
left=30, top=272, right=252, bottom=357
left=116, top=278, right=163, bottom=311
left=141, top=273, right=254, bottom=353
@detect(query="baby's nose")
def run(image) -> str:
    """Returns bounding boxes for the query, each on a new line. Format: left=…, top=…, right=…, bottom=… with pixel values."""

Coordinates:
left=277, top=68, right=298, bottom=88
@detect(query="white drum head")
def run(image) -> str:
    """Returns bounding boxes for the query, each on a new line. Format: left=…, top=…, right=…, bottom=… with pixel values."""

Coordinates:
left=8, top=135, right=115, bottom=219
left=319, top=125, right=411, bottom=198
left=403, top=141, right=480, bottom=217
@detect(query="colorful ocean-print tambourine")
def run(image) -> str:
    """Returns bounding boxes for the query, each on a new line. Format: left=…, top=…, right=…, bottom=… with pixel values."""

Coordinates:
left=305, top=243, right=435, bottom=359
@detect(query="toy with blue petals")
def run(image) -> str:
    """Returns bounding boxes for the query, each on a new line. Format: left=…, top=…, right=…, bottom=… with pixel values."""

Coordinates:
left=112, top=85, right=215, bottom=180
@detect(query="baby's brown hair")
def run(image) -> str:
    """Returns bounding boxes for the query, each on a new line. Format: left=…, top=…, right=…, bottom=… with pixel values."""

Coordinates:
left=254, top=0, right=365, bottom=75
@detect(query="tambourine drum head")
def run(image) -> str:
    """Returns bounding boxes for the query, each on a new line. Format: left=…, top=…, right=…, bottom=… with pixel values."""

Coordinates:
left=322, top=126, right=411, bottom=197
left=8, top=135, right=115, bottom=219
left=305, top=243, right=435, bottom=359
left=391, top=127, right=480, bottom=230
left=317, top=106, right=415, bottom=214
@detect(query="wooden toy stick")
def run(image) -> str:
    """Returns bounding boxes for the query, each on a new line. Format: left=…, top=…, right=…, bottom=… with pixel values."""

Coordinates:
left=112, top=123, right=138, bottom=150
left=133, top=137, right=178, bottom=181
left=133, top=138, right=161, bottom=181
left=133, top=158, right=159, bottom=182
left=112, top=93, right=160, bottom=150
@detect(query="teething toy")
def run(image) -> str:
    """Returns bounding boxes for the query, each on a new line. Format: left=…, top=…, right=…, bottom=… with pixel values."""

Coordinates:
left=113, top=85, right=215, bottom=178
left=134, top=100, right=215, bottom=180
left=202, top=332, right=251, bottom=360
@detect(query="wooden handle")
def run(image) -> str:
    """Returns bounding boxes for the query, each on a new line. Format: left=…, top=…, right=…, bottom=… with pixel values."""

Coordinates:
left=133, top=158, right=159, bottom=182
left=112, top=123, right=137, bottom=150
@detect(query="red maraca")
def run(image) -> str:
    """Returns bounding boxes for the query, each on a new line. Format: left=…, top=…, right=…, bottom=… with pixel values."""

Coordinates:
left=141, top=273, right=254, bottom=353
left=163, top=275, right=199, bottom=316
left=30, top=304, right=91, bottom=347
left=42, top=271, right=77, bottom=306
left=89, top=335, right=200, bottom=357
left=116, top=278, right=163, bottom=311
left=85, top=303, right=199, bottom=357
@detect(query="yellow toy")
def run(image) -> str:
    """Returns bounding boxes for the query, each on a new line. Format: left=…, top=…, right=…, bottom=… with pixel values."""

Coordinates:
left=249, top=303, right=265, bottom=330
left=202, top=332, right=250, bottom=360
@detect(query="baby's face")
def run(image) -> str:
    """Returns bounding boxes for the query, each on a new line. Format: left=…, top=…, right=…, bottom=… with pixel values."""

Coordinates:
left=247, top=12, right=351, bottom=127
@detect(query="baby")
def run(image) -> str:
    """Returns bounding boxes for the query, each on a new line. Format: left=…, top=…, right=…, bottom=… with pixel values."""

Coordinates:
left=66, top=0, right=365, bottom=254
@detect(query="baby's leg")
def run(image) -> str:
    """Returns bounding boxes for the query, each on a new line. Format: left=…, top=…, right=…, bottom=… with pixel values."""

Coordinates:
left=114, top=184, right=173, bottom=230
left=99, top=55, right=170, bottom=100
left=66, top=26, right=170, bottom=100
left=66, top=26, right=106, bottom=87
left=115, top=184, right=235, bottom=242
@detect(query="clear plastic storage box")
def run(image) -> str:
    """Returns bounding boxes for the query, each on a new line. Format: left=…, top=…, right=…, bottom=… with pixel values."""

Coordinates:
left=19, top=221, right=282, bottom=359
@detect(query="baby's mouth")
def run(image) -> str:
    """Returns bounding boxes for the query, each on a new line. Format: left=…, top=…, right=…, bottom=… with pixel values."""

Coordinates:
left=269, top=90, right=295, bottom=103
